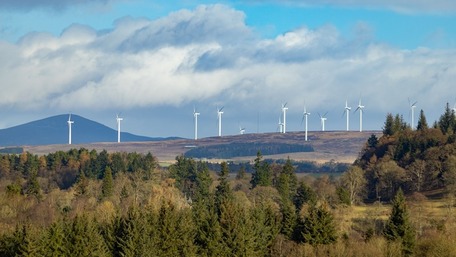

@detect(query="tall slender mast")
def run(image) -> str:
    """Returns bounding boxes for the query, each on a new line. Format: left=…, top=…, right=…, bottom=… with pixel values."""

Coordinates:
left=303, top=106, right=310, bottom=141
left=67, top=114, right=74, bottom=145
left=282, top=103, right=288, bottom=133
left=116, top=114, right=123, bottom=143
left=194, top=110, right=200, bottom=140
left=217, top=107, right=224, bottom=137
left=345, top=100, right=351, bottom=131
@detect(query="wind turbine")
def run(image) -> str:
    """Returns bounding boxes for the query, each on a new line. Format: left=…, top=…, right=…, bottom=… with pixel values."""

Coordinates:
left=116, top=113, right=123, bottom=143
left=193, top=108, right=200, bottom=140
left=281, top=103, right=288, bottom=133
left=239, top=126, right=246, bottom=135
left=302, top=106, right=310, bottom=141
left=318, top=112, right=328, bottom=131
left=355, top=99, right=365, bottom=132
left=277, top=116, right=283, bottom=133
left=408, top=98, right=418, bottom=130
left=67, top=114, right=74, bottom=145
left=344, top=100, right=351, bottom=131
left=217, top=106, right=224, bottom=137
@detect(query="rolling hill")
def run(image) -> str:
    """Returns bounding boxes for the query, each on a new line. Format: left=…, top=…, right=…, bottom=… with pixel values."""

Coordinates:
left=24, top=130, right=382, bottom=164
left=0, top=114, right=176, bottom=146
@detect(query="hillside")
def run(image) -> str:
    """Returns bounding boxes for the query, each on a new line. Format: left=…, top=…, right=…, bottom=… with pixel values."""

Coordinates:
left=24, top=130, right=381, bottom=164
left=0, top=114, right=176, bottom=146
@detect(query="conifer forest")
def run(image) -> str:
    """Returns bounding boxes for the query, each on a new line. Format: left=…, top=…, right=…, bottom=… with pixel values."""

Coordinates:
left=1, top=104, right=456, bottom=256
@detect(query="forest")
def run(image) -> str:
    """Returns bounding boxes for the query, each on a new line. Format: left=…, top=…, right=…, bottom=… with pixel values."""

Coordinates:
left=0, top=103, right=455, bottom=256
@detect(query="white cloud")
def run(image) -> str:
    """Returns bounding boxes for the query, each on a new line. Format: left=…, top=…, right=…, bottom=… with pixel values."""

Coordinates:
left=264, top=0, right=456, bottom=14
left=0, top=4, right=455, bottom=136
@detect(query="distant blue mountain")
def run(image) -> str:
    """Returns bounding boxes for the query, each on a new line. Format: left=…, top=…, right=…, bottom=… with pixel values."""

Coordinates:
left=0, top=114, right=176, bottom=146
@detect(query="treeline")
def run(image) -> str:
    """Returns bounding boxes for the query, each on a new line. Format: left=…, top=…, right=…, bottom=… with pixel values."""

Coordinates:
left=205, top=159, right=349, bottom=174
left=0, top=150, right=348, bottom=256
left=0, top=148, right=158, bottom=194
left=184, top=142, right=313, bottom=159
left=356, top=103, right=456, bottom=201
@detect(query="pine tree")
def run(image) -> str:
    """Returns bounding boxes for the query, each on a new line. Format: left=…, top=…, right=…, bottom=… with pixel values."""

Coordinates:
left=40, top=221, right=66, bottom=257
left=293, top=181, right=317, bottom=212
left=215, top=162, right=232, bottom=215
left=74, top=171, right=89, bottom=197
left=24, top=170, right=42, bottom=201
left=296, top=202, right=337, bottom=245
left=384, top=189, right=416, bottom=256
left=383, top=113, right=395, bottom=136
left=65, top=215, right=109, bottom=257
left=250, top=151, right=271, bottom=188
left=416, top=109, right=428, bottom=131
left=101, top=166, right=114, bottom=199
left=438, top=102, right=456, bottom=134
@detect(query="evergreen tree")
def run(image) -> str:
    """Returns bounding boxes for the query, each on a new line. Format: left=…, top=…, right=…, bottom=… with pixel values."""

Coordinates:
left=215, top=162, right=233, bottom=215
left=383, top=113, right=395, bottom=136
left=416, top=109, right=428, bottom=131
left=39, top=221, right=66, bottom=257
left=192, top=197, right=224, bottom=257
left=24, top=170, right=42, bottom=201
left=74, top=171, right=89, bottom=197
left=384, top=189, right=416, bottom=256
left=250, top=151, right=271, bottom=188
left=293, top=181, right=317, bottom=212
left=295, top=203, right=337, bottom=245
left=101, top=166, right=114, bottom=199
left=114, top=206, right=153, bottom=257
left=438, top=102, right=456, bottom=134
left=65, top=215, right=109, bottom=257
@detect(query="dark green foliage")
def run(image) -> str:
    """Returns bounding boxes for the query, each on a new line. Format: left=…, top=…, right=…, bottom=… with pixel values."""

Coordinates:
left=185, top=142, right=314, bottom=159
left=169, top=155, right=197, bottom=198
left=6, top=182, right=21, bottom=196
left=215, top=162, right=232, bottom=215
left=156, top=201, right=196, bottom=257
left=295, top=203, right=337, bottom=245
left=40, top=221, right=66, bottom=257
left=293, top=181, right=317, bottom=212
left=279, top=198, right=297, bottom=238
left=336, top=187, right=351, bottom=205
left=384, top=189, right=416, bottom=256
left=250, top=151, right=272, bottom=188
left=65, top=215, right=109, bottom=257
left=437, top=103, right=456, bottom=135
left=383, top=113, right=395, bottom=136
left=276, top=158, right=298, bottom=200
left=74, top=171, right=89, bottom=197
left=101, top=166, right=114, bottom=199
left=24, top=170, right=42, bottom=200
left=417, top=109, right=428, bottom=131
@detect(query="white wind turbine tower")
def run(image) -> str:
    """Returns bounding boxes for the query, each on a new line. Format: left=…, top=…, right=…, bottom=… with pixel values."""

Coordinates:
left=217, top=106, right=224, bottom=137
left=302, top=106, right=310, bottom=141
left=116, top=113, right=123, bottom=143
left=355, top=99, right=365, bottom=132
left=408, top=98, right=418, bottom=130
left=67, top=114, right=74, bottom=145
left=281, top=103, right=288, bottom=133
left=239, top=126, right=246, bottom=135
left=277, top=116, right=283, bottom=133
left=193, top=108, right=200, bottom=140
left=318, top=112, right=328, bottom=131
left=344, top=100, right=351, bottom=131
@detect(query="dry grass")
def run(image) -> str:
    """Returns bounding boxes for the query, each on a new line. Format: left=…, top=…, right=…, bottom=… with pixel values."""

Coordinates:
left=23, top=131, right=381, bottom=164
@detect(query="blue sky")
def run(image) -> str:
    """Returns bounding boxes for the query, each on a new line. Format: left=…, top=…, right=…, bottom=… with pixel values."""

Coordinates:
left=0, top=0, right=455, bottom=139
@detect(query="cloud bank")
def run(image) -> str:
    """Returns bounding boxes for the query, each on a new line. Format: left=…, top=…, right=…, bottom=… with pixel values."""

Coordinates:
left=0, top=4, right=455, bottom=135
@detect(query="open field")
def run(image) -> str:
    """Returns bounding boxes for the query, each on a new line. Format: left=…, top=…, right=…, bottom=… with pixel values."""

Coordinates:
left=24, top=130, right=381, bottom=164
